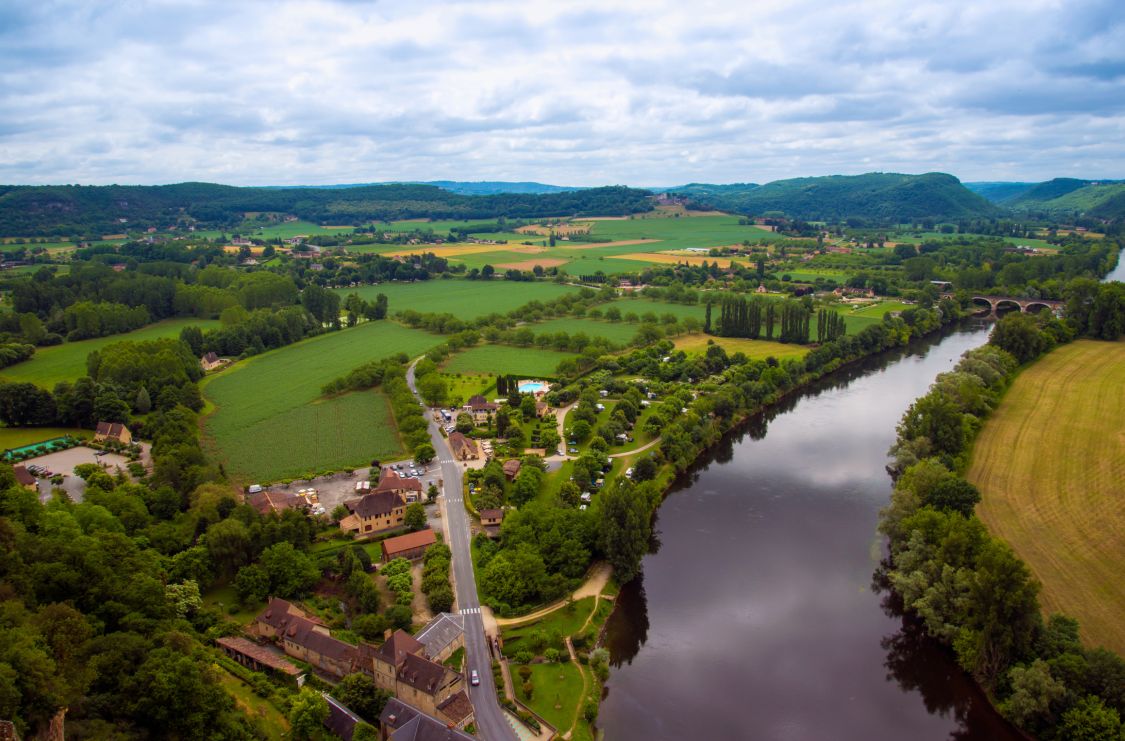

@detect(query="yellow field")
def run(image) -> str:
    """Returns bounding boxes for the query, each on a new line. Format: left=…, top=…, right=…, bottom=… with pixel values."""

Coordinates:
left=382, top=244, right=507, bottom=258
left=967, top=340, right=1125, bottom=655
left=673, top=333, right=810, bottom=360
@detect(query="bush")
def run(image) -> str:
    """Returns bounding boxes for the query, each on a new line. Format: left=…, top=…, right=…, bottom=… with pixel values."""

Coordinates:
left=514, top=650, right=533, bottom=665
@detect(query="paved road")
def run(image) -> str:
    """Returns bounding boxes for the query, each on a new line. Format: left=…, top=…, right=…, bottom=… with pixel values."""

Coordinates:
left=406, top=361, right=517, bottom=741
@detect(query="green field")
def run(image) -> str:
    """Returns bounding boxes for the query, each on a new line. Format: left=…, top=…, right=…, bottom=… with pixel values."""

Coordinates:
left=378, top=219, right=505, bottom=233
left=442, top=345, right=575, bottom=377
left=967, top=340, right=1125, bottom=656
left=0, top=426, right=88, bottom=451
left=440, top=373, right=494, bottom=405
left=531, top=318, right=639, bottom=344
left=591, top=214, right=782, bottom=248
left=894, top=232, right=1056, bottom=250
left=0, top=318, right=221, bottom=388
left=607, top=298, right=706, bottom=321
left=203, top=321, right=441, bottom=482
left=332, top=279, right=579, bottom=319
left=673, top=333, right=810, bottom=360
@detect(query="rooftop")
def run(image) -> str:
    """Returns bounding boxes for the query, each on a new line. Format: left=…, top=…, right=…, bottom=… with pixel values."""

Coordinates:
left=382, top=528, right=437, bottom=557
left=415, top=613, right=464, bottom=659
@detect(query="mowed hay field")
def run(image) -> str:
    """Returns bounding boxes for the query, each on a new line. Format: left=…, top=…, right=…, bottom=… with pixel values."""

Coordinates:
left=673, top=333, right=810, bottom=360
left=203, top=321, right=442, bottom=482
left=966, top=340, right=1125, bottom=655
left=332, top=280, right=579, bottom=319
left=0, top=318, right=221, bottom=388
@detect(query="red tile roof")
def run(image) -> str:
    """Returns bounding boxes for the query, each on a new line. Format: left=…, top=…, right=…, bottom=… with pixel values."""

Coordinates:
left=381, top=529, right=437, bottom=559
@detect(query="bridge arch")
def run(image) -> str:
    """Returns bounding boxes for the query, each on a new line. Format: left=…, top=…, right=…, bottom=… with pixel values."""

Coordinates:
left=969, top=296, right=994, bottom=314
left=1024, top=301, right=1055, bottom=315
left=994, top=299, right=1022, bottom=315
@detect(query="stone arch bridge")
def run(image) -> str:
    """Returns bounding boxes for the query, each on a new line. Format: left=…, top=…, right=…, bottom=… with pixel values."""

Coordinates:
left=940, top=293, right=1064, bottom=316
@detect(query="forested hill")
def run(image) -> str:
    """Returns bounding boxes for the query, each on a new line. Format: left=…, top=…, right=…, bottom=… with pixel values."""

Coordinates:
left=1006, top=178, right=1125, bottom=219
left=671, top=172, right=999, bottom=222
left=262, top=180, right=580, bottom=195
left=0, top=182, right=651, bottom=237
left=963, top=181, right=1038, bottom=204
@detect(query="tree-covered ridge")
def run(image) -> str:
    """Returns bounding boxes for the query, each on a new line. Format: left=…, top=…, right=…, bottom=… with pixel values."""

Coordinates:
left=1009, top=180, right=1125, bottom=220
left=0, top=182, right=653, bottom=236
left=670, top=172, right=1000, bottom=222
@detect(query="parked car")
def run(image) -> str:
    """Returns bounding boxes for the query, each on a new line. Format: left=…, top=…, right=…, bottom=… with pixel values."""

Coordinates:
left=470, top=670, right=480, bottom=686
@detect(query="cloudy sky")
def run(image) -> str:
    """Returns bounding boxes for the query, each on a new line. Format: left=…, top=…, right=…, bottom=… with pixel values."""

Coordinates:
left=2, top=0, right=1123, bottom=187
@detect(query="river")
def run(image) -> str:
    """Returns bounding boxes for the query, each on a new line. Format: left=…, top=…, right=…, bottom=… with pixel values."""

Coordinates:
left=598, top=324, right=1025, bottom=741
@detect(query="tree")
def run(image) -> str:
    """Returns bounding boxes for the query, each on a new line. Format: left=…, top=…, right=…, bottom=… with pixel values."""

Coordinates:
left=926, top=477, right=981, bottom=516
left=404, top=503, right=427, bottom=532
left=288, top=687, right=329, bottom=741
left=414, top=442, right=435, bottom=465
left=1058, top=695, right=1122, bottom=741
left=260, top=541, right=320, bottom=597
left=353, top=723, right=378, bottom=741
left=234, top=564, right=270, bottom=606
left=598, top=480, right=652, bottom=584
left=456, top=412, right=474, bottom=434
left=133, top=386, right=152, bottom=414
left=1001, top=660, right=1065, bottom=730
left=334, top=673, right=392, bottom=723
left=427, top=483, right=439, bottom=503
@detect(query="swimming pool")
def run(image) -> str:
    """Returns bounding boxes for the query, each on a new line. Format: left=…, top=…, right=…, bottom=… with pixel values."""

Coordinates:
left=517, top=381, right=547, bottom=394
left=2, top=436, right=74, bottom=460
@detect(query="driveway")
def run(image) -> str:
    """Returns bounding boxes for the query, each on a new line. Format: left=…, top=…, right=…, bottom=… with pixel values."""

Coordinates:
left=22, top=445, right=140, bottom=503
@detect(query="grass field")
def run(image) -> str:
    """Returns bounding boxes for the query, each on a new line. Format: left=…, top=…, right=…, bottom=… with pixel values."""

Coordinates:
left=441, top=373, right=494, bottom=404
left=531, top=318, right=639, bottom=344
left=673, top=333, right=811, bottom=360
left=967, top=340, right=1125, bottom=655
left=215, top=665, right=289, bottom=740
left=0, top=318, right=221, bottom=388
left=0, top=426, right=88, bottom=451
left=203, top=321, right=441, bottom=482
left=332, top=279, right=579, bottom=319
left=441, top=345, right=575, bottom=377
left=607, top=298, right=706, bottom=321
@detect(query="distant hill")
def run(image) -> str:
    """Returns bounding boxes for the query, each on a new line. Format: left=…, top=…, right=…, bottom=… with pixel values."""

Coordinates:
left=669, top=172, right=998, bottom=222
left=1008, top=178, right=1096, bottom=206
left=1005, top=178, right=1125, bottom=219
left=0, top=182, right=651, bottom=237
left=265, top=180, right=581, bottom=195
left=963, top=181, right=1037, bottom=204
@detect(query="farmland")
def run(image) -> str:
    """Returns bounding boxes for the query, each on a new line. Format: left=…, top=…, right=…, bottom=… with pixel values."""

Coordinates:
left=332, top=279, right=579, bottom=319
left=672, top=333, right=811, bottom=360
left=967, top=340, right=1125, bottom=655
left=441, top=345, right=575, bottom=377
left=0, top=318, right=221, bottom=388
left=531, top=317, right=639, bottom=344
left=203, top=321, right=441, bottom=482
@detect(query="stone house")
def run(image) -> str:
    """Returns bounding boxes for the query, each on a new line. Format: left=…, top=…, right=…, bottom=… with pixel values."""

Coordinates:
left=341, top=491, right=406, bottom=536
left=464, top=394, right=498, bottom=425
left=361, top=629, right=470, bottom=725
left=448, top=431, right=478, bottom=460
left=201, top=351, right=222, bottom=371
left=94, top=422, right=132, bottom=445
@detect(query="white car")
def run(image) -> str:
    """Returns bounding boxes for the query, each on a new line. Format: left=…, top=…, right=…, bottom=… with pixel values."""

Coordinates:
left=470, top=670, right=480, bottom=686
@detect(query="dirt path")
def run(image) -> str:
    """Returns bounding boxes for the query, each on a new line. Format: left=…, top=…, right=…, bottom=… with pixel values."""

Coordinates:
left=608, top=437, right=660, bottom=459
left=495, top=563, right=612, bottom=627
left=562, top=636, right=588, bottom=740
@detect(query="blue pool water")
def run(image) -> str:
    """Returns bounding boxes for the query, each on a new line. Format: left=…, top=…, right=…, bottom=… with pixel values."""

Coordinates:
left=518, top=381, right=546, bottom=394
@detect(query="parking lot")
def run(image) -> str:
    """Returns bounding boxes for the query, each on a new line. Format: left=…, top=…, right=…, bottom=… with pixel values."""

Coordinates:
left=21, top=445, right=143, bottom=503
left=260, top=458, right=444, bottom=514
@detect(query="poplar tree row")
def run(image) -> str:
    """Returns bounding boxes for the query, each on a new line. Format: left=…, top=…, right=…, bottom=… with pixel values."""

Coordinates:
left=711, top=296, right=812, bottom=343
left=815, top=309, right=848, bottom=343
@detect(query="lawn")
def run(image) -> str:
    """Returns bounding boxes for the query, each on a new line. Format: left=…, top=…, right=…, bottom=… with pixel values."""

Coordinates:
left=203, top=582, right=265, bottom=625
left=672, top=333, right=811, bottom=360
left=441, top=373, right=494, bottom=405
left=0, top=318, right=221, bottom=388
left=0, top=426, right=88, bottom=451
left=203, top=321, right=441, bottom=482
left=514, top=662, right=587, bottom=735
left=441, top=345, right=575, bottom=377
left=967, top=340, right=1125, bottom=656
left=332, top=279, right=578, bottom=319
left=530, top=318, right=639, bottom=345
left=502, top=597, right=597, bottom=639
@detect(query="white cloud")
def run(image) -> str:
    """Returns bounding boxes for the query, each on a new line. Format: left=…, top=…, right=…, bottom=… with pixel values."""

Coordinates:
left=0, top=0, right=1122, bottom=185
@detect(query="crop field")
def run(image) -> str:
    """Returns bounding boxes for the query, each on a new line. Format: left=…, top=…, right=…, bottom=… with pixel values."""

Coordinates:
left=590, top=214, right=782, bottom=248
left=607, top=298, right=707, bottom=321
left=441, top=344, right=575, bottom=377
left=967, top=340, right=1125, bottom=655
left=531, top=317, right=639, bottom=344
left=203, top=321, right=442, bottom=481
left=379, top=219, right=503, bottom=233
left=0, top=318, right=221, bottom=388
left=893, top=231, right=1056, bottom=251
left=332, top=279, right=578, bottom=318
left=673, top=333, right=810, bottom=360
left=612, top=252, right=746, bottom=268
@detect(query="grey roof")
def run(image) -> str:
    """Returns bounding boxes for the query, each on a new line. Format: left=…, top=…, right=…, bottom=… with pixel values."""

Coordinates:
left=414, top=613, right=464, bottom=659
left=323, top=693, right=362, bottom=741
left=380, top=699, right=474, bottom=741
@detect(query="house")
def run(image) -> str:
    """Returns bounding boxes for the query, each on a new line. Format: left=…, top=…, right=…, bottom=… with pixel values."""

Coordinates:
left=12, top=465, right=36, bottom=491
left=200, top=351, right=222, bottom=371
left=373, top=467, right=423, bottom=502
left=363, top=630, right=469, bottom=723
left=381, top=528, right=437, bottom=562
left=323, top=694, right=363, bottom=741
left=253, top=598, right=358, bottom=678
left=479, top=508, right=503, bottom=538
left=414, top=613, right=465, bottom=663
left=535, top=400, right=549, bottom=418
left=502, top=459, right=521, bottom=480
left=756, top=283, right=768, bottom=294
left=448, top=431, right=478, bottom=461
left=342, top=491, right=407, bottom=536
left=463, top=394, right=498, bottom=425
left=215, top=636, right=302, bottom=684
left=94, top=422, right=132, bottom=445
left=380, top=698, right=476, bottom=740
left=247, top=488, right=305, bottom=516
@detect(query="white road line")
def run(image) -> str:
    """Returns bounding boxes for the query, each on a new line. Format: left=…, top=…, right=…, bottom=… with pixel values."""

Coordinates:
left=460, top=607, right=481, bottom=614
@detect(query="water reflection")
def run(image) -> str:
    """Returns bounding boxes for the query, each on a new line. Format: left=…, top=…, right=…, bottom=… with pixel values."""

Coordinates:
left=598, top=325, right=1021, bottom=741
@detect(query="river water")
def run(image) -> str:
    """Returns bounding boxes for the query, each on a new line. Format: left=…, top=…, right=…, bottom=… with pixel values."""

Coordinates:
left=598, top=324, right=1025, bottom=741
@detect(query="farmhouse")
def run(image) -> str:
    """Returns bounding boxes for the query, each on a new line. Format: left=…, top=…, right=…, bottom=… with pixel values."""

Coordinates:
left=464, top=394, right=498, bottom=425
left=381, top=528, right=437, bottom=562
left=480, top=508, right=503, bottom=538
left=200, top=351, right=222, bottom=371
left=502, top=459, right=521, bottom=481
left=362, top=628, right=471, bottom=725
left=247, top=488, right=304, bottom=516
left=341, top=490, right=407, bottom=535
left=12, top=465, right=36, bottom=491
left=252, top=598, right=358, bottom=678
left=448, top=431, right=478, bottom=460
left=94, top=422, right=132, bottom=445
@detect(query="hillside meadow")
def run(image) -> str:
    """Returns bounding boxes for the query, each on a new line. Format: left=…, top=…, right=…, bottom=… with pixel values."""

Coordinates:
left=0, top=318, right=221, bottom=388
left=967, top=340, right=1125, bottom=655
left=203, top=321, right=441, bottom=482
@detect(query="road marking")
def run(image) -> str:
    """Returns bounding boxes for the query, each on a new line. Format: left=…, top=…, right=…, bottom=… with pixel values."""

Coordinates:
left=460, top=607, right=481, bottom=615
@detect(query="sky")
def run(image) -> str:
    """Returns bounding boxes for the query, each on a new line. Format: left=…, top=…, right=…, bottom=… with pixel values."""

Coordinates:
left=1, top=0, right=1123, bottom=187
